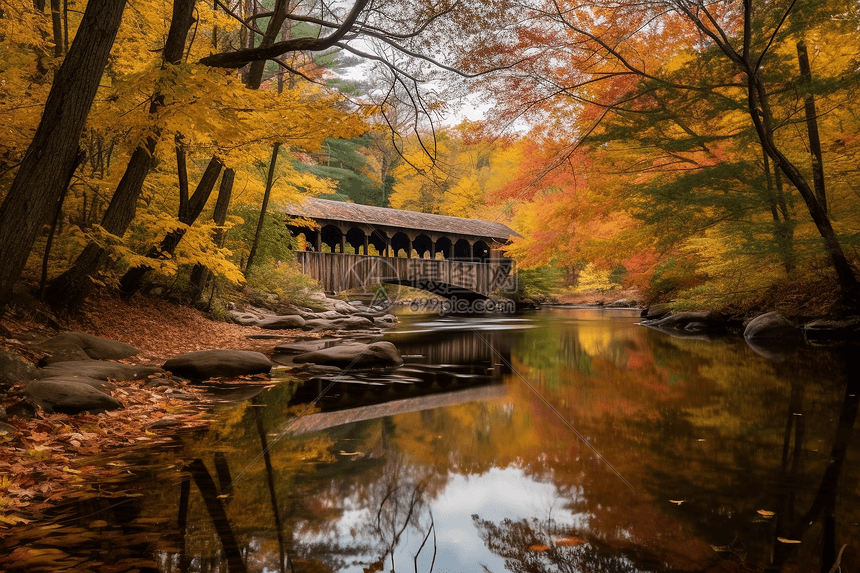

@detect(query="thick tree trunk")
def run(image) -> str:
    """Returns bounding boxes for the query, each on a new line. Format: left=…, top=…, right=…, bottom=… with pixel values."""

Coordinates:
left=245, top=143, right=281, bottom=273
left=0, top=0, right=127, bottom=308
left=45, top=0, right=197, bottom=309
left=118, top=156, right=223, bottom=297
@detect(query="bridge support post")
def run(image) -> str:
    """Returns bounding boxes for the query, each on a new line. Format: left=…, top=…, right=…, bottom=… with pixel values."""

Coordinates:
left=363, top=235, right=368, bottom=255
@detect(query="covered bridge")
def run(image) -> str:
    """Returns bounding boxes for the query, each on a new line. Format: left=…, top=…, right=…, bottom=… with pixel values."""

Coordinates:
left=283, top=197, right=519, bottom=261
left=282, top=198, right=520, bottom=299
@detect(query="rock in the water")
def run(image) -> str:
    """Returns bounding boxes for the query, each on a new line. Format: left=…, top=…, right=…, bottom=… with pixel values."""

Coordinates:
left=40, top=361, right=163, bottom=381
left=34, top=332, right=139, bottom=360
left=292, top=341, right=403, bottom=368
left=373, top=314, right=398, bottom=327
left=744, top=312, right=803, bottom=342
left=0, top=350, right=39, bottom=389
left=804, top=317, right=860, bottom=340
left=25, top=379, right=123, bottom=414
left=256, top=315, right=306, bottom=329
left=646, top=311, right=727, bottom=331
left=163, top=349, right=273, bottom=379
left=641, top=304, right=671, bottom=320
left=605, top=298, right=637, bottom=308
left=302, top=316, right=375, bottom=332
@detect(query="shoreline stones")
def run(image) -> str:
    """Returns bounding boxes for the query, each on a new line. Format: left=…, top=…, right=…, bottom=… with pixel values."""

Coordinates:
left=743, top=311, right=803, bottom=343
left=291, top=341, right=403, bottom=369
left=163, top=349, right=273, bottom=380
left=25, top=379, right=123, bottom=414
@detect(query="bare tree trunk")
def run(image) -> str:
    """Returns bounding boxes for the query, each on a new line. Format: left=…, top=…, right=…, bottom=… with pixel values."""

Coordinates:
left=796, top=41, right=827, bottom=214
left=49, top=0, right=63, bottom=57
left=0, top=0, right=127, bottom=308
left=245, top=143, right=281, bottom=273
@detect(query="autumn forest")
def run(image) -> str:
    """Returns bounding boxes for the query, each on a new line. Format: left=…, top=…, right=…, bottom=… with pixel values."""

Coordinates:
left=1, top=0, right=860, bottom=312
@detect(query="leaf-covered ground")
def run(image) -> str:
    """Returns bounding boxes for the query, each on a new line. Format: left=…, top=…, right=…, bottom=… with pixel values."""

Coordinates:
left=0, top=292, right=320, bottom=534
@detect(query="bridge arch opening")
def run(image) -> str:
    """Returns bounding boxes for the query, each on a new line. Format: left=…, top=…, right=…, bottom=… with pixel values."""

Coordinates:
left=474, top=240, right=491, bottom=262
left=454, top=238, right=472, bottom=260
left=345, top=227, right=366, bottom=255
left=435, top=237, right=452, bottom=260
left=413, top=234, right=433, bottom=259
left=391, top=232, right=411, bottom=258
left=320, top=224, right=344, bottom=253
left=369, top=229, right=389, bottom=256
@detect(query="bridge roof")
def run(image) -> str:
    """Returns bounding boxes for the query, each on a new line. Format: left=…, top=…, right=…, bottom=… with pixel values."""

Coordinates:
left=285, top=197, right=520, bottom=242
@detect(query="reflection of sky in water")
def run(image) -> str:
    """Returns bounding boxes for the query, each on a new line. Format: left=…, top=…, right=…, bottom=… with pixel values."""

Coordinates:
left=297, top=467, right=586, bottom=573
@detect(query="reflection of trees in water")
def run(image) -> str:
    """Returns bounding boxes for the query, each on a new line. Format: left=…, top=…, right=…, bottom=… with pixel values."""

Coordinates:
left=471, top=514, right=677, bottom=573
left=290, top=419, right=446, bottom=572
left=290, top=448, right=439, bottom=572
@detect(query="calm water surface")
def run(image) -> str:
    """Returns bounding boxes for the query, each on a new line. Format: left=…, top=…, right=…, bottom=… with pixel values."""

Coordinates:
left=3, top=307, right=859, bottom=572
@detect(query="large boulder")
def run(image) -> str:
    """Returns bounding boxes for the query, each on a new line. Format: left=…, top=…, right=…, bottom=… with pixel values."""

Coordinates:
left=302, top=316, right=375, bottom=332
left=292, top=341, right=403, bottom=369
left=25, top=379, right=122, bottom=414
left=256, top=315, right=306, bottom=329
left=34, top=339, right=92, bottom=365
left=33, top=332, right=139, bottom=360
left=0, top=350, right=39, bottom=389
left=163, top=349, right=273, bottom=379
left=744, top=312, right=803, bottom=342
left=40, top=361, right=163, bottom=381
left=229, top=310, right=264, bottom=326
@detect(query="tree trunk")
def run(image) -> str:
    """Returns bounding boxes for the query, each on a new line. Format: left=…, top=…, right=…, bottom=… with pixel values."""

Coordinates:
left=45, top=0, right=197, bottom=309
left=50, top=0, right=63, bottom=57
left=118, top=155, right=223, bottom=297
left=796, top=41, right=827, bottom=214
left=245, top=143, right=281, bottom=273
left=0, top=0, right=127, bottom=308
left=243, top=0, right=290, bottom=90
left=189, top=167, right=235, bottom=300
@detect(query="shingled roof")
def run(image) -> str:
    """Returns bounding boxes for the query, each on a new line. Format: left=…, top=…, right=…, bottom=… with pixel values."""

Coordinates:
left=284, top=197, right=520, bottom=242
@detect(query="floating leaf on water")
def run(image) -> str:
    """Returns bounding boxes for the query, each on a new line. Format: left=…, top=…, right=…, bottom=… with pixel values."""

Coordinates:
left=554, top=536, right=587, bottom=547
left=339, top=451, right=363, bottom=456
left=710, top=544, right=731, bottom=553
left=528, top=544, right=550, bottom=552
left=89, top=520, right=109, bottom=529
left=757, top=510, right=775, bottom=517
left=669, top=500, right=685, bottom=505
left=777, top=537, right=801, bottom=544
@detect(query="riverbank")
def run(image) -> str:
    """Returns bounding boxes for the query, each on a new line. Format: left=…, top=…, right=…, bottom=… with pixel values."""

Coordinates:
left=0, top=291, right=329, bottom=531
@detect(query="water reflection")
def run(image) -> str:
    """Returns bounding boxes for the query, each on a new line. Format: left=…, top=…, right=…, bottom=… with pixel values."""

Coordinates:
left=1, top=309, right=858, bottom=573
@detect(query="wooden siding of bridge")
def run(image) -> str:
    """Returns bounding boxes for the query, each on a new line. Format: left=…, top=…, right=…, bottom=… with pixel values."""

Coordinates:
left=295, top=251, right=509, bottom=296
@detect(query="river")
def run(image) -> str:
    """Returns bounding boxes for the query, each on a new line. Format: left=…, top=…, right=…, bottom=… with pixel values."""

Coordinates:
left=2, top=307, right=858, bottom=572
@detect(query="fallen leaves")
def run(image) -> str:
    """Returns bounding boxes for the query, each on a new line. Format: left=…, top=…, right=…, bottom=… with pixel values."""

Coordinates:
left=0, top=377, right=211, bottom=531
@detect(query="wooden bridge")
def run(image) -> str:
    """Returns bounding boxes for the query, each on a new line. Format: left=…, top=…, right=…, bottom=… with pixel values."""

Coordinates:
left=295, top=251, right=515, bottom=299
left=285, top=198, right=519, bottom=299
